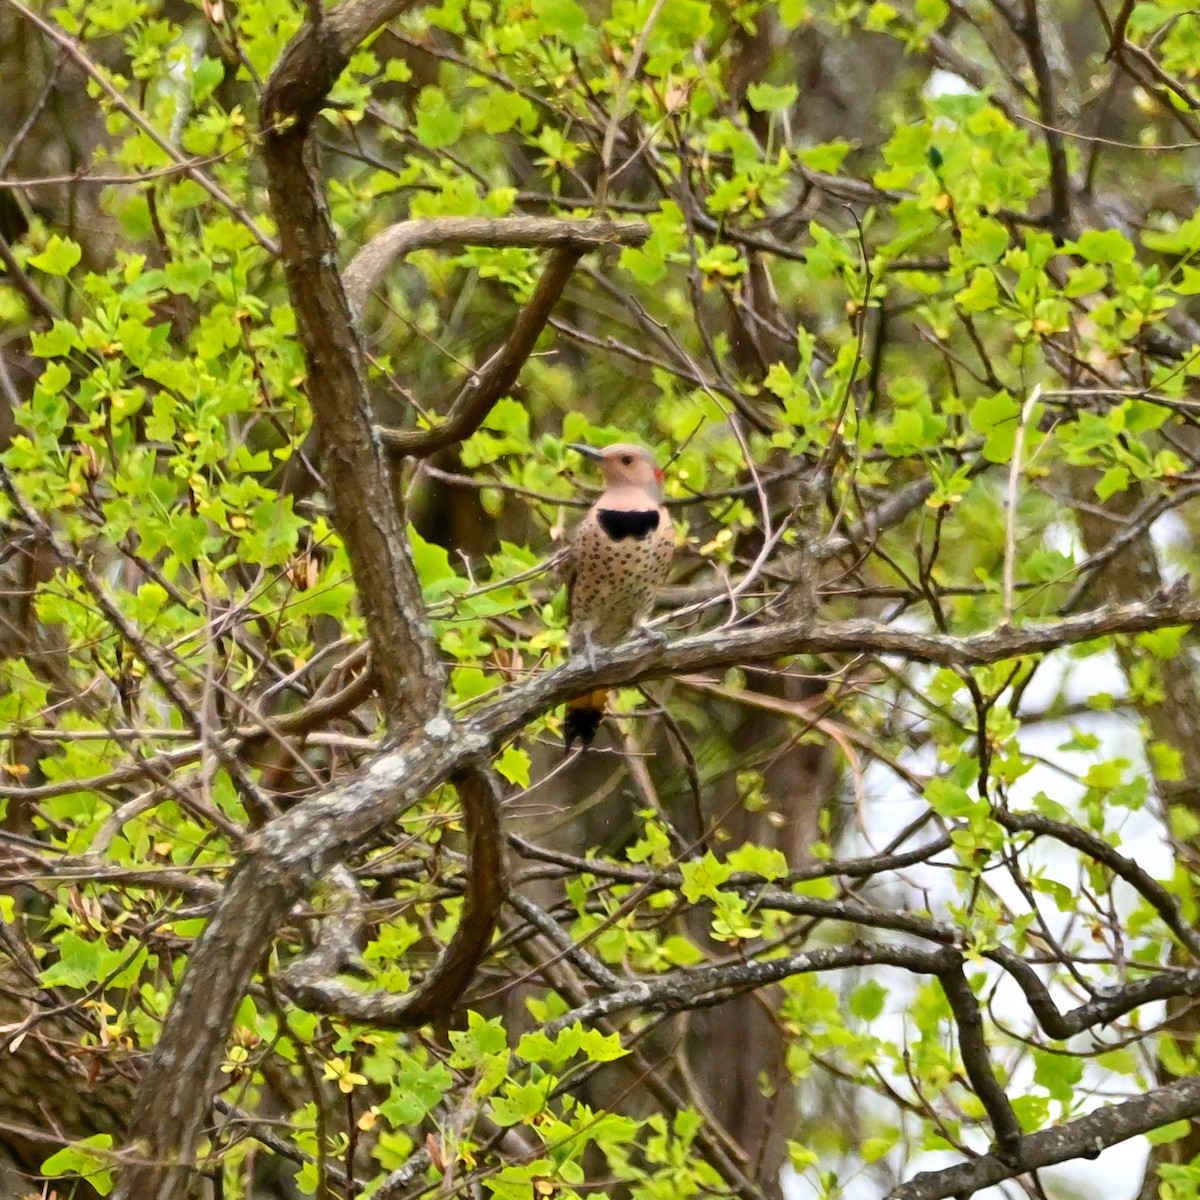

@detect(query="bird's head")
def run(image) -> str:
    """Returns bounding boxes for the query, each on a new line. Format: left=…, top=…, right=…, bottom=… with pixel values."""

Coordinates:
left=570, top=442, right=664, bottom=495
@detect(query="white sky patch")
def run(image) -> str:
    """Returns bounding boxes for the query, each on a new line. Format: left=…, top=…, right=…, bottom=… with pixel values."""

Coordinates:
left=925, top=68, right=979, bottom=99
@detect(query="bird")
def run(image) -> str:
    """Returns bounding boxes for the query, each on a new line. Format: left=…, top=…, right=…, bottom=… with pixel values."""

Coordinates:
left=561, top=442, right=674, bottom=748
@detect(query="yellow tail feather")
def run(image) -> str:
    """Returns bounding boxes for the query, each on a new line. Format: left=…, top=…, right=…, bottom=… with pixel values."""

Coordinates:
left=564, top=689, right=608, bottom=748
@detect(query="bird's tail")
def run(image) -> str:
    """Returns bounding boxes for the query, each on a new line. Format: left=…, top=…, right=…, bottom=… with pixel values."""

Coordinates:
left=564, top=689, right=607, bottom=749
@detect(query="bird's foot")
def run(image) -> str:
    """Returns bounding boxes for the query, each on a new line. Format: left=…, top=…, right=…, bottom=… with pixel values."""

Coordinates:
left=580, top=633, right=599, bottom=670
left=633, top=622, right=667, bottom=651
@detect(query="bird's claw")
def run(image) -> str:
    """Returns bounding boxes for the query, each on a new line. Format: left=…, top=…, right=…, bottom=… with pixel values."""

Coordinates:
left=581, top=634, right=599, bottom=670
left=634, top=623, right=667, bottom=651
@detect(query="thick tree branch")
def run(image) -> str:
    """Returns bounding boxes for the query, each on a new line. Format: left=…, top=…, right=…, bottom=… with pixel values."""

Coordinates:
left=112, top=714, right=480, bottom=1200
left=887, top=1075, right=1200, bottom=1200
left=112, top=589, right=1200, bottom=1198
left=282, top=765, right=506, bottom=1025
left=260, top=3, right=443, bottom=725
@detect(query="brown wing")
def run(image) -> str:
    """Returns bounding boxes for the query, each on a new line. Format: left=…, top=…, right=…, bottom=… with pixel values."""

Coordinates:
left=559, top=513, right=592, bottom=627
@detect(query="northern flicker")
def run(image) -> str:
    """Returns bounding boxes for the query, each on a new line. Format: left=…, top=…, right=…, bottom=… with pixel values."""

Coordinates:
left=562, top=442, right=674, bottom=748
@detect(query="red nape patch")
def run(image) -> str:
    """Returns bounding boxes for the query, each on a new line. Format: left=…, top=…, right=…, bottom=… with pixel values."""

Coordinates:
left=654, top=467, right=664, bottom=484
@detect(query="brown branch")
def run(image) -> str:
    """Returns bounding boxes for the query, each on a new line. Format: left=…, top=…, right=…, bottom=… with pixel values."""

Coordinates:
left=887, top=1075, right=1200, bottom=1200
left=986, top=952, right=1200, bottom=1039
left=379, top=245, right=585, bottom=459
left=1101, top=0, right=1135, bottom=59
left=348, top=217, right=649, bottom=459
left=509, top=831, right=1200, bottom=1044
left=997, top=809, right=1200, bottom=960
left=111, top=588, right=1200, bottom=1199
left=544, top=944, right=960, bottom=1033
left=111, top=715, right=473, bottom=1200
left=259, top=0, right=444, bottom=727
left=939, top=964, right=1023, bottom=1157
left=1059, top=481, right=1200, bottom=613
left=997, top=0, right=1073, bottom=237
left=343, top=214, right=648, bottom=316
left=282, top=765, right=506, bottom=1025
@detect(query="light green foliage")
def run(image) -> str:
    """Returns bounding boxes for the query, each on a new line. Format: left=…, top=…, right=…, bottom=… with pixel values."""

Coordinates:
left=5, top=0, right=1200, bottom=1195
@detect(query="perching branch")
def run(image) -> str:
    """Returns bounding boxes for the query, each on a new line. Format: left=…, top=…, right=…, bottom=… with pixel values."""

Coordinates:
left=111, top=582, right=1200, bottom=1199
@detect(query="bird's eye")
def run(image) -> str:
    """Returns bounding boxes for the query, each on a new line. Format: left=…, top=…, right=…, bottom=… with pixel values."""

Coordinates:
left=621, top=455, right=633, bottom=465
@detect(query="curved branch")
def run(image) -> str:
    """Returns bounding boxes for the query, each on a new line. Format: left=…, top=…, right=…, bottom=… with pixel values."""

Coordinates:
left=544, top=944, right=959, bottom=1033
left=381, top=245, right=585, bottom=459
left=343, top=215, right=649, bottom=317
left=997, top=810, right=1200, bottom=961
left=939, top=964, right=1022, bottom=1157
left=510, top=834, right=1200, bottom=1045
left=112, top=717, right=472, bottom=1200
left=348, top=217, right=650, bottom=459
left=282, top=765, right=507, bottom=1025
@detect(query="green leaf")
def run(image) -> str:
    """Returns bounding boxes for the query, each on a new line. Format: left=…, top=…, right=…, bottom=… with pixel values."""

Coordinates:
left=38, top=361, right=72, bottom=395
left=861, top=1132, right=898, bottom=1163
left=1062, top=263, right=1107, bottom=297
left=914, top=0, right=948, bottom=24
left=746, top=82, right=798, bottom=113
left=799, top=140, right=852, bottom=173
left=849, top=979, right=888, bottom=1021
left=42, top=1134, right=115, bottom=1195
left=495, top=745, right=531, bottom=788
left=1094, top=465, right=1129, bottom=500
left=925, top=777, right=978, bottom=818
left=448, top=1010, right=510, bottom=1068
left=955, top=268, right=999, bottom=313
left=680, top=853, right=733, bottom=902
left=1074, top=229, right=1135, bottom=264
left=408, top=525, right=464, bottom=599
left=190, top=56, right=225, bottom=104
left=1033, top=1049, right=1083, bottom=1104
left=969, top=390, right=1022, bottom=463
left=40, top=931, right=121, bottom=989
left=533, top=0, right=588, bottom=46
left=727, top=843, right=788, bottom=880
left=1146, top=1119, right=1191, bottom=1145
left=479, top=90, right=537, bottom=134
left=415, top=87, right=465, bottom=148
left=378, top=1059, right=452, bottom=1124
left=28, top=235, right=83, bottom=275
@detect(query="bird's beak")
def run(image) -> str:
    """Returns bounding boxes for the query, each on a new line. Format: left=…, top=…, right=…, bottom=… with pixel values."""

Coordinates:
left=568, top=443, right=603, bottom=461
